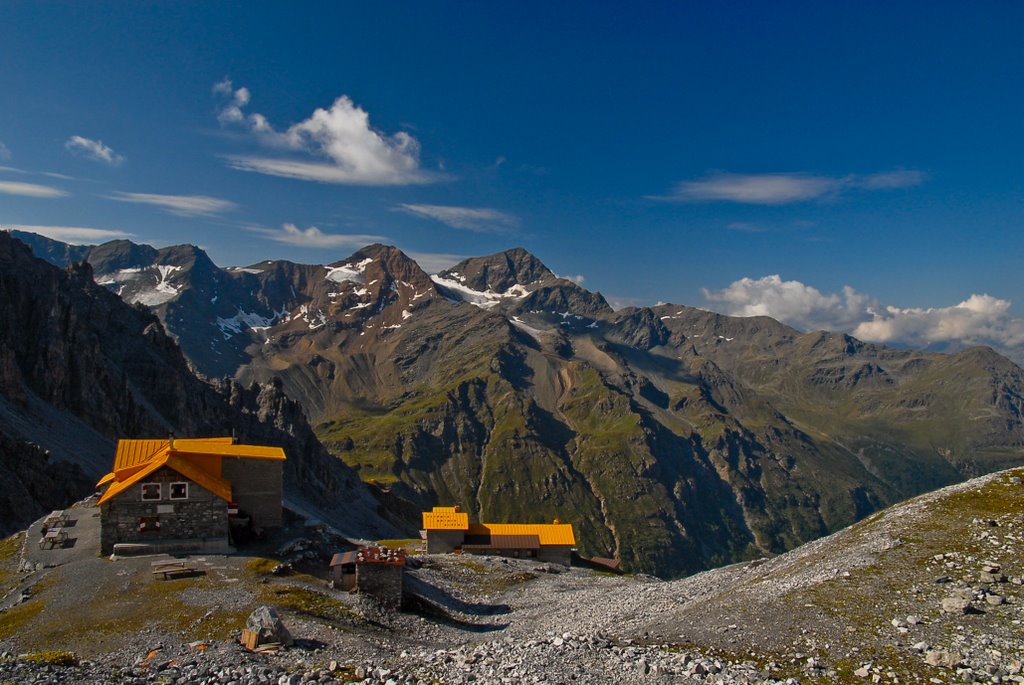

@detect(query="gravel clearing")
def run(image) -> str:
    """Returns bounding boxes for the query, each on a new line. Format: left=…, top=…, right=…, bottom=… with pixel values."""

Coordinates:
left=0, top=469, right=1022, bottom=684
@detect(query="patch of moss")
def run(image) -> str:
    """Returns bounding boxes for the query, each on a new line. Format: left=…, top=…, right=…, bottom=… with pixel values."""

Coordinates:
left=258, top=583, right=359, bottom=626
left=375, top=539, right=423, bottom=553
left=0, top=596, right=46, bottom=639
left=21, top=650, right=78, bottom=666
left=245, top=557, right=279, bottom=576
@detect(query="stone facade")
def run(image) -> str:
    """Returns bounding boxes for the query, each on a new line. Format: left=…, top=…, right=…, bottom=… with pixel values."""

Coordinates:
left=356, top=563, right=404, bottom=609
left=99, top=466, right=227, bottom=554
left=221, top=458, right=283, bottom=528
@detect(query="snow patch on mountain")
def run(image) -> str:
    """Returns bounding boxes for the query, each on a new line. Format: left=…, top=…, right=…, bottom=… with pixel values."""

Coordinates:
left=430, top=274, right=530, bottom=309
left=325, top=257, right=373, bottom=285
left=216, top=308, right=283, bottom=339
left=510, top=316, right=545, bottom=341
left=298, top=304, right=328, bottom=330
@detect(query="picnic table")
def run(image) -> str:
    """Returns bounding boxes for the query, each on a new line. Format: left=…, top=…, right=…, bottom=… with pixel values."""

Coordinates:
left=44, top=510, right=69, bottom=528
left=38, top=528, right=68, bottom=550
left=151, top=559, right=196, bottom=579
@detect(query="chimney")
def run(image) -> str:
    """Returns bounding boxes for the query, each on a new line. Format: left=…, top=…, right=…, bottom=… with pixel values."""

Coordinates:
left=168, top=433, right=175, bottom=450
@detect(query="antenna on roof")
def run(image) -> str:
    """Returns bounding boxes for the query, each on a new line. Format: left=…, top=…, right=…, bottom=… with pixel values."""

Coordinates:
left=231, top=428, right=237, bottom=444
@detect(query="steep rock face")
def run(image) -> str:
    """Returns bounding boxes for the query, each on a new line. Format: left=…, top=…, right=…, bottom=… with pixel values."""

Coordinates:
left=11, top=231, right=1024, bottom=577
left=0, top=434, right=92, bottom=537
left=440, top=247, right=557, bottom=294
left=0, top=232, right=395, bottom=538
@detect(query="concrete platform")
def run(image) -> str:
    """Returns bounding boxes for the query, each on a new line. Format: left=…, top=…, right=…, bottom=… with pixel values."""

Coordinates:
left=22, top=500, right=101, bottom=569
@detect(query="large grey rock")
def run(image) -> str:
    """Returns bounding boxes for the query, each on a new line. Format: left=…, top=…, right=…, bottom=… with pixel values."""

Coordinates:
left=246, top=606, right=293, bottom=647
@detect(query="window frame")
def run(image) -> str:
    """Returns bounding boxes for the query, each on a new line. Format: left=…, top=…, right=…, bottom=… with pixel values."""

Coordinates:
left=141, top=482, right=161, bottom=501
left=169, top=481, right=189, bottom=501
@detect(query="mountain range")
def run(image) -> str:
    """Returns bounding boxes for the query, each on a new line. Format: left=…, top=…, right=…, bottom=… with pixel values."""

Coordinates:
left=9, top=229, right=1024, bottom=576
left=0, top=231, right=395, bottom=539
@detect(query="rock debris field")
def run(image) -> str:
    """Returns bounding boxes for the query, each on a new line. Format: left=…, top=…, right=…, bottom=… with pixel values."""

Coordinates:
left=0, top=469, right=1022, bottom=684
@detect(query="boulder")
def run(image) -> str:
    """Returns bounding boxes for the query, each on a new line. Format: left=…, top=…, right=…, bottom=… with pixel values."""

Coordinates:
left=924, top=650, right=962, bottom=668
left=246, top=606, right=293, bottom=647
left=940, top=596, right=973, bottom=614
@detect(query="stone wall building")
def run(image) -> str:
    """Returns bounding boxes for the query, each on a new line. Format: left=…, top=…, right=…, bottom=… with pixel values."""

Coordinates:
left=422, top=506, right=576, bottom=566
left=330, top=546, right=406, bottom=608
left=97, top=437, right=285, bottom=555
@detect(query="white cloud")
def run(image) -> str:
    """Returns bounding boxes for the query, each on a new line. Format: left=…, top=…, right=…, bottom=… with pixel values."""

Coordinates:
left=0, top=142, right=10, bottom=160
left=405, top=250, right=466, bottom=274
left=702, top=275, right=876, bottom=331
left=557, top=273, right=586, bottom=285
left=106, top=191, right=236, bottom=217
left=64, top=135, right=124, bottom=165
left=0, top=181, right=68, bottom=198
left=655, top=169, right=927, bottom=205
left=249, top=223, right=387, bottom=249
left=702, top=274, right=1024, bottom=361
left=215, top=80, right=438, bottom=185
left=396, top=204, right=518, bottom=232
left=852, top=295, right=1024, bottom=350
left=4, top=224, right=132, bottom=243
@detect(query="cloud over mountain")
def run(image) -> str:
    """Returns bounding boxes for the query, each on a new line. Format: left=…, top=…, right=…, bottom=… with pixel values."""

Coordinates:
left=214, top=79, right=438, bottom=186
left=703, top=274, right=1024, bottom=361
left=248, top=223, right=387, bottom=249
left=106, top=191, right=236, bottom=217
left=4, top=224, right=132, bottom=243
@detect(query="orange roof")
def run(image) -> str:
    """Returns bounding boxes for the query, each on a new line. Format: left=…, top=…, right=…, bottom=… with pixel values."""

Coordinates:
left=97, top=437, right=285, bottom=505
left=111, top=437, right=236, bottom=471
left=421, top=505, right=576, bottom=546
left=470, top=522, right=576, bottom=546
left=422, top=506, right=469, bottom=530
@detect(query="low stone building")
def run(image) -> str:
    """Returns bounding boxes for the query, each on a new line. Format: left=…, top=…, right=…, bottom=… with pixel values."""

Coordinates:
left=97, top=437, right=285, bottom=555
left=422, top=506, right=576, bottom=566
left=330, top=546, right=406, bottom=608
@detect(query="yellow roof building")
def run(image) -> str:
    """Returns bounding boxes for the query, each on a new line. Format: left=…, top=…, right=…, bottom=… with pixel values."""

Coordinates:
left=97, top=437, right=286, bottom=505
left=421, top=506, right=576, bottom=546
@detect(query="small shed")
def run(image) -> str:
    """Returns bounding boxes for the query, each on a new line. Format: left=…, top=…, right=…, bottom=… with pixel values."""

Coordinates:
left=330, top=546, right=407, bottom=608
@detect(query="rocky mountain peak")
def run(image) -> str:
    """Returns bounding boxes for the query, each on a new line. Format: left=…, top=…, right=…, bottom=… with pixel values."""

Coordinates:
left=85, top=239, right=160, bottom=275
left=440, top=247, right=557, bottom=294
left=339, top=244, right=435, bottom=292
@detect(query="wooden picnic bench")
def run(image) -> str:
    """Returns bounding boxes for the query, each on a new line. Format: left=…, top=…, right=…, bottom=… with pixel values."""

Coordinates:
left=44, top=510, right=69, bottom=528
left=38, top=528, right=68, bottom=550
left=151, top=560, right=196, bottom=579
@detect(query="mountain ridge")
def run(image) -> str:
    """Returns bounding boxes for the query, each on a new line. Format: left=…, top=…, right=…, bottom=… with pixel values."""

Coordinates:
left=9, top=229, right=1024, bottom=576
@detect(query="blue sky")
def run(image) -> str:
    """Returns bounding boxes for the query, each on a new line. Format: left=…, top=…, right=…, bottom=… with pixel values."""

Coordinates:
left=2, top=2, right=1023, bottom=358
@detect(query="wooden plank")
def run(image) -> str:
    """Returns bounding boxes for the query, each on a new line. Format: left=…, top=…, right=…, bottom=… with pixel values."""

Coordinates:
left=240, top=629, right=259, bottom=650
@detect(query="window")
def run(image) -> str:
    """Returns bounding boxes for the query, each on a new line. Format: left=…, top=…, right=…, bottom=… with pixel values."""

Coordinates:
left=169, top=482, right=188, bottom=500
left=141, top=483, right=161, bottom=501
left=139, top=516, right=160, bottom=533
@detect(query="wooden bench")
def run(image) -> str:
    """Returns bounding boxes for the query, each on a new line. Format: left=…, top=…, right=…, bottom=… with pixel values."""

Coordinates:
left=151, top=560, right=196, bottom=579
left=44, top=510, right=69, bottom=528
left=38, top=529, right=68, bottom=550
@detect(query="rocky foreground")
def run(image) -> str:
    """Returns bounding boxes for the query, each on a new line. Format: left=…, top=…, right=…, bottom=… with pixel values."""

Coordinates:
left=1, top=468, right=1023, bottom=684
